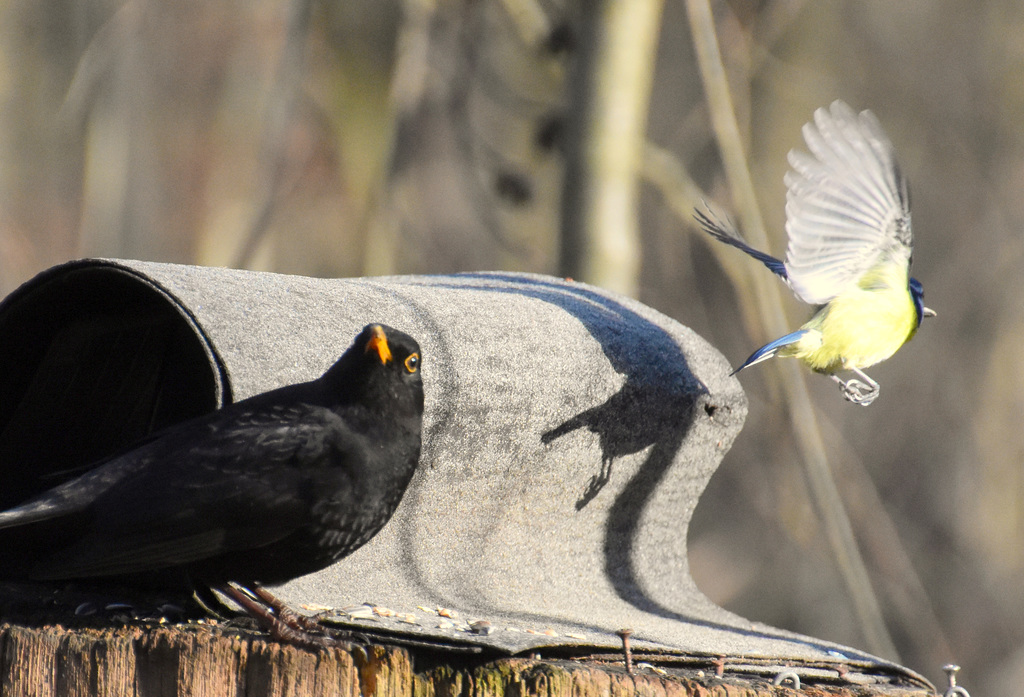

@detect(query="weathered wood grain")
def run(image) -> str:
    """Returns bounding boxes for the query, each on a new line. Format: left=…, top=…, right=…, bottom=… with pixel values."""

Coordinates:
left=0, top=623, right=931, bottom=697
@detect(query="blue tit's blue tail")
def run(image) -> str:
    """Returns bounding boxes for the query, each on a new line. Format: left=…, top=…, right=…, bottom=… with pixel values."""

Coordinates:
left=732, top=329, right=808, bottom=376
left=694, top=208, right=788, bottom=281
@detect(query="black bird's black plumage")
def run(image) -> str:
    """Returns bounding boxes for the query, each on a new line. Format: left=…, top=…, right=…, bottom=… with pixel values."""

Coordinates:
left=0, top=323, right=424, bottom=589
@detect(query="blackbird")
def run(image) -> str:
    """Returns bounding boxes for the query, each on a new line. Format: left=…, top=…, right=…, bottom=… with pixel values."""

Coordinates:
left=0, top=324, right=423, bottom=603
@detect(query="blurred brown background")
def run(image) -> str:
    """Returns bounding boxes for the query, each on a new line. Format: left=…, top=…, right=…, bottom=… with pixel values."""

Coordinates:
left=1, top=0, right=1020, bottom=692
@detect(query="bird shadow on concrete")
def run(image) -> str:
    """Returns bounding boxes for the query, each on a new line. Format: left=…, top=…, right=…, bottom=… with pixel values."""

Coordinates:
left=540, top=378, right=692, bottom=512
left=448, top=274, right=706, bottom=604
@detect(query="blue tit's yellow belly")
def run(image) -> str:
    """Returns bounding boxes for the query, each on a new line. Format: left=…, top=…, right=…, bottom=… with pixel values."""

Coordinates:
left=781, top=283, right=919, bottom=373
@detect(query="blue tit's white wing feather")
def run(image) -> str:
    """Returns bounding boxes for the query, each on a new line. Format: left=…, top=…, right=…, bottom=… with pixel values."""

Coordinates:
left=783, top=100, right=912, bottom=305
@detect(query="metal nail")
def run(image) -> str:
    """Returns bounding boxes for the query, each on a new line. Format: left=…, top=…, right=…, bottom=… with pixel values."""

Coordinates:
left=943, top=664, right=972, bottom=697
left=616, top=628, right=634, bottom=674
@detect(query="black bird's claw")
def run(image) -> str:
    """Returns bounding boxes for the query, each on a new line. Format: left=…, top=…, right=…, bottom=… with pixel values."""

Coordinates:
left=219, top=583, right=368, bottom=658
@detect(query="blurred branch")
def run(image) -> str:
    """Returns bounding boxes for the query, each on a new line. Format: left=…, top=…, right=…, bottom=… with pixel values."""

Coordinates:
left=360, top=0, right=435, bottom=276
left=497, top=0, right=553, bottom=50
left=0, top=226, right=40, bottom=298
left=641, top=141, right=706, bottom=221
left=560, top=0, right=665, bottom=296
left=819, top=415, right=955, bottom=665
left=753, top=0, right=809, bottom=56
left=684, top=0, right=900, bottom=661
left=642, top=139, right=772, bottom=349
left=57, top=3, right=139, bottom=130
left=232, top=0, right=314, bottom=270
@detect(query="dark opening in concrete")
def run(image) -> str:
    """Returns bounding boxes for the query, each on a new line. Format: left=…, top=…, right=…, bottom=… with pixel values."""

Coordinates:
left=0, top=262, right=225, bottom=509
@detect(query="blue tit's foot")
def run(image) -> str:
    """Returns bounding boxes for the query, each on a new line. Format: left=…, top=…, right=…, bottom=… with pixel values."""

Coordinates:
left=841, top=378, right=879, bottom=405
left=830, top=370, right=880, bottom=406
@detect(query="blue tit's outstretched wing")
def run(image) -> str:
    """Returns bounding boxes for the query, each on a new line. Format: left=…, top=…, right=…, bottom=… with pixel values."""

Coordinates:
left=783, top=100, right=912, bottom=305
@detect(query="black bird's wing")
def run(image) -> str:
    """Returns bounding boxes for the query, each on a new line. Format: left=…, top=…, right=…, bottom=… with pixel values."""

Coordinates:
left=0, top=400, right=368, bottom=580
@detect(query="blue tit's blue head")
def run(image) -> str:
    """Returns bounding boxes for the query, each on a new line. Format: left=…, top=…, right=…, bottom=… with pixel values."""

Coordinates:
left=908, top=277, right=934, bottom=326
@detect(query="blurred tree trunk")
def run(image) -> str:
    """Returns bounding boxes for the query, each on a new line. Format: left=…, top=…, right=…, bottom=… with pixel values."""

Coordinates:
left=560, top=0, right=664, bottom=297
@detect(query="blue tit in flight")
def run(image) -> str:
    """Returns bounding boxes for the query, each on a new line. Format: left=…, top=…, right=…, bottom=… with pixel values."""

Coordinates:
left=696, top=100, right=935, bottom=406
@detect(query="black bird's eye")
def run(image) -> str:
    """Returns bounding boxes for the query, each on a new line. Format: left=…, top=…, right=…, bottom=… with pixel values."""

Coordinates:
left=404, top=353, right=420, bottom=373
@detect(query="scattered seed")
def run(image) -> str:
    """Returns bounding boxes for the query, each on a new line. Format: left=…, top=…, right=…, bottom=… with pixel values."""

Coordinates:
left=158, top=603, right=185, bottom=616
left=105, top=602, right=134, bottom=612
left=636, top=662, right=667, bottom=676
left=468, top=620, right=493, bottom=635
left=437, top=607, right=457, bottom=618
left=373, top=606, right=395, bottom=617
left=341, top=604, right=376, bottom=619
left=565, top=633, right=586, bottom=640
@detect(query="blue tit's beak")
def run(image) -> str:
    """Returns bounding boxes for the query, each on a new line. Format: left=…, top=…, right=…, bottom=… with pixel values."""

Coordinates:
left=923, top=307, right=937, bottom=318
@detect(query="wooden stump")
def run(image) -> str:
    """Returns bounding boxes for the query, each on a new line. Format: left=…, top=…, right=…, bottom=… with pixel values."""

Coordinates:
left=0, top=623, right=406, bottom=697
left=0, top=623, right=931, bottom=697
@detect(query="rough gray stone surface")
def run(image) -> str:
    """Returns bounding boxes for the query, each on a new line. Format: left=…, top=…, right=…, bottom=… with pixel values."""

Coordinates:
left=0, top=259, right=918, bottom=682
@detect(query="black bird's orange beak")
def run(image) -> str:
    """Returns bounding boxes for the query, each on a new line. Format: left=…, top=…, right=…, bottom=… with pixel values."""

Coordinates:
left=365, top=325, right=392, bottom=365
